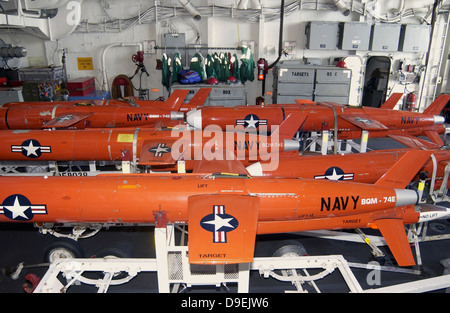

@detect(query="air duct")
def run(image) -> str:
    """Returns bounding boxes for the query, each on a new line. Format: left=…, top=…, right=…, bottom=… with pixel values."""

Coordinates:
left=0, top=46, right=27, bottom=59
left=177, top=0, right=201, bottom=21
left=238, top=0, right=261, bottom=10
left=333, top=0, right=350, bottom=16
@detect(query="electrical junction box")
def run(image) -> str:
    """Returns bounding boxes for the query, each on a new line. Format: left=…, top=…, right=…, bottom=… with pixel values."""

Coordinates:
left=272, top=61, right=315, bottom=103
left=370, top=24, right=401, bottom=52
left=399, top=24, right=430, bottom=52
left=315, top=68, right=352, bottom=103
left=339, top=22, right=371, bottom=51
left=164, top=33, right=186, bottom=65
left=306, top=22, right=339, bottom=50
left=273, top=62, right=351, bottom=104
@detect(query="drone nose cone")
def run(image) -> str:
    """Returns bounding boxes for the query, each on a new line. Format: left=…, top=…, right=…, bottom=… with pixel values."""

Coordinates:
left=394, top=189, right=418, bottom=207
left=433, top=115, right=445, bottom=124
left=186, top=109, right=202, bottom=129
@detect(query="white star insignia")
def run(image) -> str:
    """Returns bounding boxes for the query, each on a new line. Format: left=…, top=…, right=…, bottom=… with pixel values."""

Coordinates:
left=203, top=214, right=235, bottom=232
left=3, top=196, right=30, bottom=220
left=22, top=140, right=40, bottom=157
left=245, top=115, right=259, bottom=128
left=326, top=168, right=344, bottom=181
left=152, top=145, right=170, bottom=154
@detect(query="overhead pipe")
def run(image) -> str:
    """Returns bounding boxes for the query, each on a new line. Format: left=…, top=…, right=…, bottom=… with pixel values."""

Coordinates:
left=417, top=0, right=442, bottom=112
left=238, top=0, right=249, bottom=10
left=101, top=42, right=143, bottom=91
left=268, top=0, right=285, bottom=70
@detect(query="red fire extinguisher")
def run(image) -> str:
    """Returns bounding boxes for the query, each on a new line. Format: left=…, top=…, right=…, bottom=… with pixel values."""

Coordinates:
left=406, top=92, right=416, bottom=112
left=257, top=58, right=268, bottom=81
left=256, top=58, right=268, bottom=105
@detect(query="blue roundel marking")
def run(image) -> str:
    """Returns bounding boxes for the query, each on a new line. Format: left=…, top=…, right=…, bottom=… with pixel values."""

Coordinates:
left=200, top=205, right=239, bottom=243
left=11, top=139, right=52, bottom=158
left=236, top=114, right=267, bottom=129
left=1, top=194, right=33, bottom=221
left=21, top=139, right=42, bottom=158
left=0, top=194, right=47, bottom=221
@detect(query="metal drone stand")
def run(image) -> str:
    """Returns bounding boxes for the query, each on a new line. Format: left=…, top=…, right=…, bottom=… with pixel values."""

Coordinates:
left=33, top=221, right=364, bottom=293
left=302, top=129, right=370, bottom=155
left=296, top=155, right=450, bottom=281
left=32, top=216, right=450, bottom=293
left=16, top=128, right=450, bottom=293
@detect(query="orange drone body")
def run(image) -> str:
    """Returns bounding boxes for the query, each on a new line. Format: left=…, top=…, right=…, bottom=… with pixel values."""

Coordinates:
left=0, top=89, right=212, bottom=130
left=248, top=148, right=450, bottom=189
left=187, top=94, right=450, bottom=146
left=2, top=125, right=450, bottom=189
left=0, top=150, right=448, bottom=267
left=1, top=88, right=212, bottom=112
left=0, top=111, right=302, bottom=169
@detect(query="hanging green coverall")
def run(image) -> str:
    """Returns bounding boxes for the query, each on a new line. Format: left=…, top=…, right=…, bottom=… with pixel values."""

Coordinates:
left=190, top=52, right=206, bottom=80
left=172, top=52, right=183, bottom=83
left=161, top=53, right=172, bottom=90
left=239, top=46, right=255, bottom=83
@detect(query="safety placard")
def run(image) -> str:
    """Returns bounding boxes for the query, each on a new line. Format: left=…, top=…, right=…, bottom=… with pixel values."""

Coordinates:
left=77, top=57, right=93, bottom=70
left=117, top=134, right=134, bottom=143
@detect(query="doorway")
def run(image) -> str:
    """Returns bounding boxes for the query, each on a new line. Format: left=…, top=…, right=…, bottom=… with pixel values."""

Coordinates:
left=362, top=56, right=391, bottom=107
